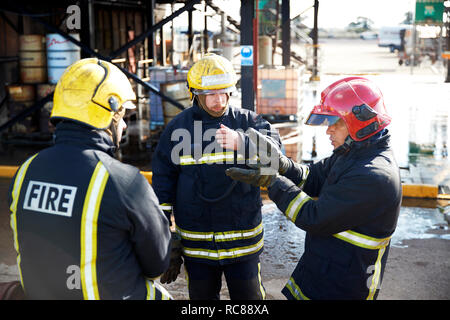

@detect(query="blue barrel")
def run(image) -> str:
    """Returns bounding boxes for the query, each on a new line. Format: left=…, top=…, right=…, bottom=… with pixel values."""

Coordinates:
left=46, top=33, right=81, bottom=84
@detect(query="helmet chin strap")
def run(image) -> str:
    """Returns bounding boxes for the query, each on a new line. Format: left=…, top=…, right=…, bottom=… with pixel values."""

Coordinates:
left=334, top=135, right=354, bottom=154
left=105, top=108, right=126, bottom=155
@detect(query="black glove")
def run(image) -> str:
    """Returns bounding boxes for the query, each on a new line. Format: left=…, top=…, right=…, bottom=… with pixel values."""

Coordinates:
left=160, top=232, right=183, bottom=284
left=246, top=128, right=292, bottom=174
left=225, top=163, right=278, bottom=188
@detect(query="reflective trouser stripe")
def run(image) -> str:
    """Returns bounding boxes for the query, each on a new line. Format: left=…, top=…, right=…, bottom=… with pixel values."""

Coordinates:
left=285, top=277, right=310, bottom=300
left=182, top=237, right=264, bottom=261
left=333, top=230, right=391, bottom=250
left=285, top=191, right=311, bottom=223
left=9, top=154, right=38, bottom=290
left=366, top=247, right=386, bottom=300
left=146, top=280, right=173, bottom=300
left=258, top=262, right=266, bottom=300
left=80, top=162, right=109, bottom=300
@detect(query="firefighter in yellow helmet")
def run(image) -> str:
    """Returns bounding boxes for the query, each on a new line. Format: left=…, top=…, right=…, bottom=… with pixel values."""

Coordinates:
left=152, top=54, right=282, bottom=300
left=8, top=58, right=172, bottom=299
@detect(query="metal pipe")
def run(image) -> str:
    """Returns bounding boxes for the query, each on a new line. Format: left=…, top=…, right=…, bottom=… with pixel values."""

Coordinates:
left=110, top=0, right=201, bottom=59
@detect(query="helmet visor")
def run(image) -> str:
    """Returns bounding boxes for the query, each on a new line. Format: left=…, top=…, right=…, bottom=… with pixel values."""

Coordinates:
left=191, top=86, right=236, bottom=96
left=305, top=113, right=340, bottom=126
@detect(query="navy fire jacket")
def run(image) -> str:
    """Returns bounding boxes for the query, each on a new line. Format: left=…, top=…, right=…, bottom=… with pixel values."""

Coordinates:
left=269, top=130, right=402, bottom=300
left=8, top=122, right=171, bottom=300
left=152, top=101, right=281, bottom=266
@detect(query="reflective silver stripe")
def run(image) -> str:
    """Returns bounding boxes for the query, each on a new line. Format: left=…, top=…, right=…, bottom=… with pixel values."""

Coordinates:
left=179, top=152, right=245, bottom=165
left=159, top=204, right=172, bottom=211
left=214, top=223, right=263, bottom=242
left=257, top=262, right=266, bottom=300
left=367, top=247, right=386, bottom=300
left=176, top=223, right=263, bottom=242
left=285, top=191, right=311, bottom=222
left=176, top=227, right=214, bottom=241
left=81, top=162, right=109, bottom=300
left=298, top=165, right=310, bottom=188
left=10, top=154, right=38, bottom=289
left=146, top=280, right=173, bottom=300
left=285, top=277, right=310, bottom=300
left=182, top=237, right=264, bottom=261
left=333, top=230, right=391, bottom=250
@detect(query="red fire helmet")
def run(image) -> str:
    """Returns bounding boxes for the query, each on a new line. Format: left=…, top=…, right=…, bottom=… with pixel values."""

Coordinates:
left=305, top=77, right=391, bottom=141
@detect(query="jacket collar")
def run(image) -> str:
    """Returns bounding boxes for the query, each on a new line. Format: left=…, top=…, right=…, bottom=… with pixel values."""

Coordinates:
left=334, top=129, right=390, bottom=155
left=54, top=121, right=116, bottom=157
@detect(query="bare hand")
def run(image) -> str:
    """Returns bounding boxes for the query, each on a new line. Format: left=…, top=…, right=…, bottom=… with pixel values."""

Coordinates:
left=215, top=124, right=241, bottom=151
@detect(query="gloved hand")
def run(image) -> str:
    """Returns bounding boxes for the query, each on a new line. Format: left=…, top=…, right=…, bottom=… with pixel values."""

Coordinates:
left=225, top=162, right=278, bottom=188
left=246, top=128, right=292, bottom=175
left=160, top=232, right=183, bottom=284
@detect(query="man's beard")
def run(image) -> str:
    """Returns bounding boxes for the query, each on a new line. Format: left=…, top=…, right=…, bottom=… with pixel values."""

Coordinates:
left=197, top=95, right=229, bottom=118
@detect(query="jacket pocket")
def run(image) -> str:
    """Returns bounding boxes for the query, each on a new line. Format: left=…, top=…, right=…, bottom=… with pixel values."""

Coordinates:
left=231, top=184, right=262, bottom=228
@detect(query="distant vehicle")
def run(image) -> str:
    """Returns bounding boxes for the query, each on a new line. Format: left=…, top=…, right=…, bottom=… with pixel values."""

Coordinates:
left=360, top=31, right=378, bottom=40
left=378, top=25, right=412, bottom=52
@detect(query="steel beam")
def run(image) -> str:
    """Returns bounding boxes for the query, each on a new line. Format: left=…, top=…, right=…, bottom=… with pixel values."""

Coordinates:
left=240, top=0, right=254, bottom=111
left=281, top=0, right=291, bottom=66
left=109, top=0, right=200, bottom=59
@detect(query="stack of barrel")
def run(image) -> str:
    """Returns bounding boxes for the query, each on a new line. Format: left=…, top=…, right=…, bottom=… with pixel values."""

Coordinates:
left=256, top=66, right=305, bottom=163
left=7, top=33, right=80, bottom=136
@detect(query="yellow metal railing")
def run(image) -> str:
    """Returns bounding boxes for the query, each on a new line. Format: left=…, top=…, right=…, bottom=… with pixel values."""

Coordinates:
left=0, top=165, right=446, bottom=200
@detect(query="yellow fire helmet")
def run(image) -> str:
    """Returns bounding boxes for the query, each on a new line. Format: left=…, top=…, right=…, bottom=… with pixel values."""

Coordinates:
left=187, top=53, right=237, bottom=99
left=51, top=58, right=136, bottom=129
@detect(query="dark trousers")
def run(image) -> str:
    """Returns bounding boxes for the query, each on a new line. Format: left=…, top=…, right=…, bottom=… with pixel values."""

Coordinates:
left=184, top=257, right=266, bottom=300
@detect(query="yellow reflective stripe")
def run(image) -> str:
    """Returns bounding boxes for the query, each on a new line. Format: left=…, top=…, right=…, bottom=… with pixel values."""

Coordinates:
left=333, top=230, right=391, bottom=250
left=215, top=223, right=263, bottom=242
left=146, top=279, right=155, bottom=300
left=176, top=223, right=263, bottom=242
left=9, top=154, right=38, bottom=289
left=298, top=165, right=310, bottom=188
left=80, top=162, right=109, bottom=300
left=367, top=247, right=386, bottom=300
left=154, top=281, right=172, bottom=300
left=159, top=203, right=173, bottom=211
left=176, top=226, right=214, bottom=241
left=146, top=280, right=173, bottom=300
left=285, top=191, right=311, bottom=222
left=258, top=262, right=266, bottom=300
left=183, top=237, right=264, bottom=260
left=285, top=277, right=310, bottom=300
left=179, top=152, right=246, bottom=165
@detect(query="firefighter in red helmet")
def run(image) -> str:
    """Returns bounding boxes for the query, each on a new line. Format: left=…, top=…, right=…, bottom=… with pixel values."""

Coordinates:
left=224, top=77, right=402, bottom=300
